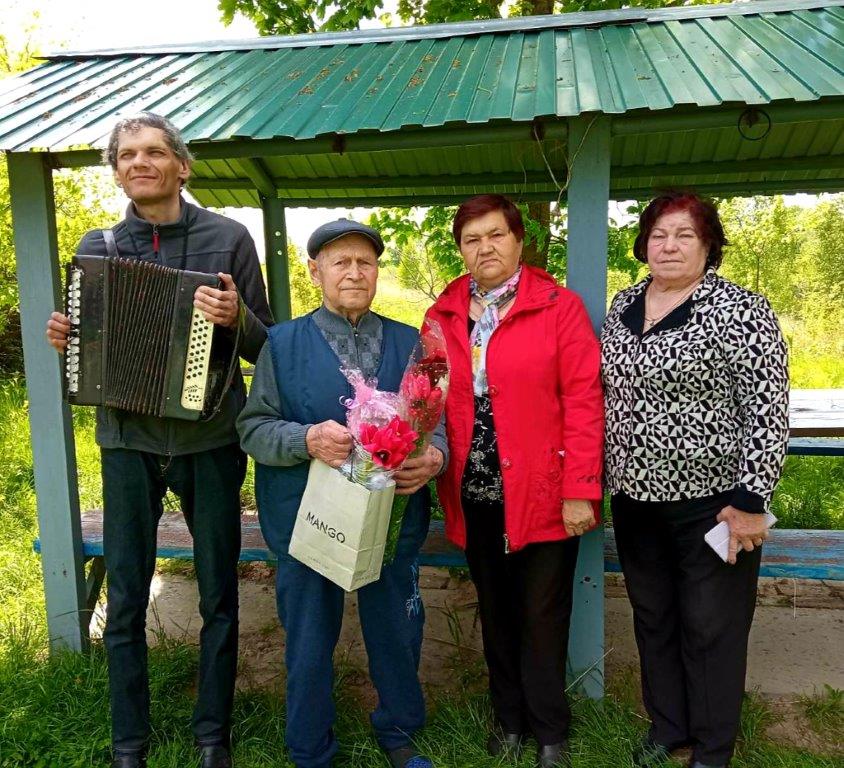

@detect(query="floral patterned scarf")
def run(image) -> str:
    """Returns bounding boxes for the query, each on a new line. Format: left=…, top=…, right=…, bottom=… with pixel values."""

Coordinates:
left=469, top=267, right=522, bottom=395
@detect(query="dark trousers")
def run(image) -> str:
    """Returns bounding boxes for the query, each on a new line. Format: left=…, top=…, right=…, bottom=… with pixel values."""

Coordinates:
left=463, top=498, right=580, bottom=746
left=612, top=491, right=761, bottom=766
left=274, top=552, right=426, bottom=768
left=101, top=444, right=245, bottom=754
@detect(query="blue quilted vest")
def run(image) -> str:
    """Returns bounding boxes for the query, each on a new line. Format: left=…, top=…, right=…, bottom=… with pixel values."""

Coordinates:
left=255, top=311, right=430, bottom=559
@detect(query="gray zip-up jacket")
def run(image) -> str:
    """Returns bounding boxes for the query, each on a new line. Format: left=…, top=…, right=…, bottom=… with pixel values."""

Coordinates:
left=75, top=198, right=274, bottom=456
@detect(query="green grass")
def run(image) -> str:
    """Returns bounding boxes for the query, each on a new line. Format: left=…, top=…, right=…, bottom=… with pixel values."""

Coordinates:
left=1, top=634, right=839, bottom=768
left=0, top=370, right=841, bottom=766
left=0, top=379, right=45, bottom=639
left=771, top=456, right=844, bottom=530
left=798, top=685, right=843, bottom=736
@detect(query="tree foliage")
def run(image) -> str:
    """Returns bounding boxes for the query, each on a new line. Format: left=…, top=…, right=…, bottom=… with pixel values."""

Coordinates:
left=287, top=243, right=322, bottom=315
left=0, top=31, right=117, bottom=373
left=220, top=0, right=726, bottom=34
left=716, top=196, right=844, bottom=387
left=0, top=13, right=39, bottom=74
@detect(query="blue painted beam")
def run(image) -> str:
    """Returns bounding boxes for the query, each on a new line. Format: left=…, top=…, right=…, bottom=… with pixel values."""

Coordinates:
left=37, top=517, right=844, bottom=580
left=8, top=152, right=87, bottom=651
left=562, top=113, right=613, bottom=700
left=787, top=437, right=844, bottom=456
left=262, top=195, right=292, bottom=322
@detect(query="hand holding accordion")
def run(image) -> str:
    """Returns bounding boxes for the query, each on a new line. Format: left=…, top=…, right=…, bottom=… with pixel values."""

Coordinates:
left=64, top=255, right=239, bottom=421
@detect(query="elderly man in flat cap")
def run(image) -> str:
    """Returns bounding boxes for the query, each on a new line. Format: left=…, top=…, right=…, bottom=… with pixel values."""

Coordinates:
left=238, top=219, right=447, bottom=768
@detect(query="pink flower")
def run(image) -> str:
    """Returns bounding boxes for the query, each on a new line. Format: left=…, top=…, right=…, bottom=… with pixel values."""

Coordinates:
left=359, top=416, right=419, bottom=470
left=401, top=372, right=431, bottom=401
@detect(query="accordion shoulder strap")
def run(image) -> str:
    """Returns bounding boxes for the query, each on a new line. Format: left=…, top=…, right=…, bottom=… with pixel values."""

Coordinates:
left=102, top=229, right=119, bottom=259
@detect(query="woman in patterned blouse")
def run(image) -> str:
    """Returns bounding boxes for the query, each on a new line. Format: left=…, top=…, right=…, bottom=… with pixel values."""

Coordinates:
left=601, top=191, right=789, bottom=768
left=426, top=195, right=604, bottom=768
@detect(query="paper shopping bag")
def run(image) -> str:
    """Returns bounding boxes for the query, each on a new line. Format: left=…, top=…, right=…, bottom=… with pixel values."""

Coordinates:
left=288, top=459, right=396, bottom=591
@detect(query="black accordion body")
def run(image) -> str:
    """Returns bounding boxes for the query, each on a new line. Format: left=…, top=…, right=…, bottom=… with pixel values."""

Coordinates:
left=65, top=255, right=227, bottom=421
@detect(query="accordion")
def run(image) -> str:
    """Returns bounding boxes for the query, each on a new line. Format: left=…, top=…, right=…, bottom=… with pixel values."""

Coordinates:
left=65, top=255, right=235, bottom=421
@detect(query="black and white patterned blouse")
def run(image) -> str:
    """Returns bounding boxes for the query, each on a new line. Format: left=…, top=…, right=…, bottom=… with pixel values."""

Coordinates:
left=601, top=269, right=789, bottom=512
left=462, top=393, right=504, bottom=504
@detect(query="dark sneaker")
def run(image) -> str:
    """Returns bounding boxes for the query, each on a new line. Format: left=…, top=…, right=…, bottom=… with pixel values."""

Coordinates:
left=536, top=740, right=571, bottom=768
left=384, top=745, right=433, bottom=768
left=110, top=752, right=147, bottom=768
left=199, top=744, right=233, bottom=768
left=487, top=730, right=525, bottom=758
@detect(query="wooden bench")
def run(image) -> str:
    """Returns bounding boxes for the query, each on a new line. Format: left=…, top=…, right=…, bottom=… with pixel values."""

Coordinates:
left=34, top=511, right=844, bottom=618
left=786, top=437, right=844, bottom=456
left=33, top=437, right=844, bottom=614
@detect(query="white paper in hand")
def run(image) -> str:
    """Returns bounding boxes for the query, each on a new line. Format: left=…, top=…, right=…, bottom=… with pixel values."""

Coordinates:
left=705, top=512, right=777, bottom=562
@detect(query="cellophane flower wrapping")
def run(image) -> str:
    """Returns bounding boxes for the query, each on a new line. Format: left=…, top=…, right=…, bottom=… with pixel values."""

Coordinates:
left=383, top=318, right=451, bottom=564
left=339, top=368, right=418, bottom=490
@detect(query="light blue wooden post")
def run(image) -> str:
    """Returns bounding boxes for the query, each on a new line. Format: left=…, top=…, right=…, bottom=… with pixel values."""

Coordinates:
left=261, top=196, right=292, bottom=322
left=565, top=114, right=611, bottom=699
left=7, top=152, right=87, bottom=651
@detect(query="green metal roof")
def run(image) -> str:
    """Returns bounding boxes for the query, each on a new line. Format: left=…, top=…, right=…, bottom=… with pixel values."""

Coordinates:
left=1, top=0, right=843, bottom=206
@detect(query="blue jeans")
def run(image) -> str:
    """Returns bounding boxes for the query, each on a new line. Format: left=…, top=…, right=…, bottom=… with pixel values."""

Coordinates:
left=274, top=550, right=426, bottom=768
left=101, top=444, right=245, bottom=753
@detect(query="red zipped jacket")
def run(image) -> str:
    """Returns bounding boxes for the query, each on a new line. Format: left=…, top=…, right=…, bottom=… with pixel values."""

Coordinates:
left=426, top=265, right=604, bottom=552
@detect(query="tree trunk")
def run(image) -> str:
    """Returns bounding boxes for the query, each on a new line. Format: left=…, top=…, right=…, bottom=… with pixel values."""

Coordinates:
left=530, top=0, right=556, bottom=14
left=522, top=201, right=551, bottom=269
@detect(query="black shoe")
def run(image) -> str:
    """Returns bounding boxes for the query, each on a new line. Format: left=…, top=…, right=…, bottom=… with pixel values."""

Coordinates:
left=536, top=741, right=571, bottom=768
left=384, top=745, right=433, bottom=768
left=632, top=738, right=672, bottom=767
left=199, top=744, right=233, bottom=768
left=110, top=753, right=147, bottom=768
left=487, top=730, right=525, bottom=758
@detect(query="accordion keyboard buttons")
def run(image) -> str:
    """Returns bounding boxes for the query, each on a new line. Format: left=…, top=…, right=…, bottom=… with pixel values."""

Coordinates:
left=181, top=308, right=214, bottom=411
left=65, top=266, right=83, bottom=394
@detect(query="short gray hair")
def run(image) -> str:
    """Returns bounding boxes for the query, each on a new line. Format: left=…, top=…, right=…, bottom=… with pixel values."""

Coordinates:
left=104, top=112, right=193, bottom=169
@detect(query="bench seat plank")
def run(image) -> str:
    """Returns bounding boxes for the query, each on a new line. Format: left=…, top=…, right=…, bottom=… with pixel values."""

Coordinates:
left=787, top=437, right=844, bottom=456
left=34, top=512, right=843, bottom=581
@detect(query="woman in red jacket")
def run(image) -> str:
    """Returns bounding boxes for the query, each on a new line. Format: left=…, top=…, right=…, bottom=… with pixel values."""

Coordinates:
left=426, top=195, right=604, bottom=768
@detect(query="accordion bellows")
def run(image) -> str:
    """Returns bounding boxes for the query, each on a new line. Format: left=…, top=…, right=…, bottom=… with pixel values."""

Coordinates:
left=65, top=255, right=221, bottom=421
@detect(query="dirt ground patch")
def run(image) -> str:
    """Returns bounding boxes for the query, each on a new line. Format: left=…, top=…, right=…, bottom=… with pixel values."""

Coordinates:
left=94, top=567, right=843, bottom=756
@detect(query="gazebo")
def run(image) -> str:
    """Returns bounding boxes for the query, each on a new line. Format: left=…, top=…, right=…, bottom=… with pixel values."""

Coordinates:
left=1, top=0, right=842, bottom=699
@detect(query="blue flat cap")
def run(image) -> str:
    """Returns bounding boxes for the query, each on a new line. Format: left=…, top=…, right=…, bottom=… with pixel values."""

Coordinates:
left=307, top=218, right=385, bottom=258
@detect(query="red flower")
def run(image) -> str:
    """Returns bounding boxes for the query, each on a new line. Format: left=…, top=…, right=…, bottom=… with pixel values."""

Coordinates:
left=401, top=372, right=444, bottom=434
left=359, top=416, right=419, bottom=470
left=414, top=349, right=449, bottom=387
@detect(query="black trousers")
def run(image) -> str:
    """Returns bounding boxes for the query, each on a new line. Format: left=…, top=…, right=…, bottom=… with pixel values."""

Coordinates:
left=101, top=444, right=246, bottom=753
left=463, top=497, right=580, bottom=746
left=612, top=491, right=761, bottom=766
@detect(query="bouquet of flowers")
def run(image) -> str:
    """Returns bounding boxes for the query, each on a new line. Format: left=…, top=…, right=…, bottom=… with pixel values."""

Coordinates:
left=339, top=369, right=419, bottom=490
left=383, top=319, right=451, bottom=563
left=291, top=373, right=417, bottom=592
